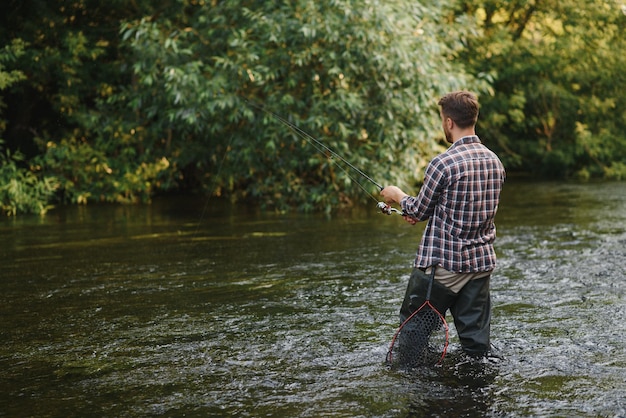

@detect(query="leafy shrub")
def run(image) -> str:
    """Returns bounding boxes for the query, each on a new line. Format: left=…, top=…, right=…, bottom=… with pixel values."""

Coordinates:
left=0, top=144, right=58, bottom=216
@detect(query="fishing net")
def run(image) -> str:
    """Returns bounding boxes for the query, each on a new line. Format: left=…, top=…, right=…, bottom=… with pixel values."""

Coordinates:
left=386, top=300, right=449, bottom=368
left=386, top=268, right=450, bottom=368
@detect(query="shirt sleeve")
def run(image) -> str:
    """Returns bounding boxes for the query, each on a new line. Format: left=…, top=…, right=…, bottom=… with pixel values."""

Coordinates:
left=400, top=159, right=446, bottom=222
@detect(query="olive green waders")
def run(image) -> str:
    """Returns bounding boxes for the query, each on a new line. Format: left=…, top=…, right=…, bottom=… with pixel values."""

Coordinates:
left=399, top=268, right=492, bottom=358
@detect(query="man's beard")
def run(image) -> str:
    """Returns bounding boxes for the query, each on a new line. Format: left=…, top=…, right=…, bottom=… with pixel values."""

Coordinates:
left=444, top=126, right=453, bottom=144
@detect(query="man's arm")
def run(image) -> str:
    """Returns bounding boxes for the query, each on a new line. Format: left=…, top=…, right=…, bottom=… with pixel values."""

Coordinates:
left=382, top=159, right=444, bottom=223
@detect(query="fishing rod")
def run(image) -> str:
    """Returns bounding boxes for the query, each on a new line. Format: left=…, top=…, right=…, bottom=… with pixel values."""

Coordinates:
left=244, top=98, right=403, bottom=216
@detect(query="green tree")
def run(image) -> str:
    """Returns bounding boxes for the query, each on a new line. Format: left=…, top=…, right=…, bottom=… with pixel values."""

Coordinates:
left=114, top=0, right=488, bottom=211
left=0, top=39, right=58, bottom=215
left=2, top=0, right=488, bottom=214
left=455, top=0, right=626, bottom=179
left=6, top=0, right=623, bottom=216
left=0, top=0, right=178, bottom=207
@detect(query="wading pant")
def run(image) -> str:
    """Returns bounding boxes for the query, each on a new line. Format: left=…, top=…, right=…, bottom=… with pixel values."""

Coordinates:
left=399, top=268, right=492, bottom=357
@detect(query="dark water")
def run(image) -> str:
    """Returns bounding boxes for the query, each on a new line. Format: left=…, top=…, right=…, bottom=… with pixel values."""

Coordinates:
left=1, top=181, right=625, bottom=417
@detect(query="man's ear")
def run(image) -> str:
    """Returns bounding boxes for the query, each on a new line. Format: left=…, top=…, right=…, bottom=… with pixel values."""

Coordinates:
left=445, top=117, right=454, bottom=130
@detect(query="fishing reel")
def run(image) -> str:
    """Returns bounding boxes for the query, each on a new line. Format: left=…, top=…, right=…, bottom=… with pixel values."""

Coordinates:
left=377, top=201, right=404, bottom=216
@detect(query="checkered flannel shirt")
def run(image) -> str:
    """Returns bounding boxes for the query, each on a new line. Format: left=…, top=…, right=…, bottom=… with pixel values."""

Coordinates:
left=401, top=135, right=506, bottom=273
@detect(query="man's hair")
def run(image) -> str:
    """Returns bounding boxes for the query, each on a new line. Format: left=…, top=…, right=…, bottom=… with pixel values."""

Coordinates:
left=437, top=91, right=479, bottom=129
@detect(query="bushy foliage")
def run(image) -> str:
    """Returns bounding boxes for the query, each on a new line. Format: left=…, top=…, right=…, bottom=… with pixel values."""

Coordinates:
left=0, top=144, right=58, bottom=216
left=454, top=0, right=626, bottom=179
left=0, top=0, right=624, bottom=215
left=0, top=0, right=177, bottom=212
left=112, top=0, right=485, bottom=212
left=0, top=38, right=57, bottom=215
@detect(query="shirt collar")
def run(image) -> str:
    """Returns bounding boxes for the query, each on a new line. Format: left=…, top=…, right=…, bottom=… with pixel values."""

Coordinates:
left=450, top=135, right=481, bottom=148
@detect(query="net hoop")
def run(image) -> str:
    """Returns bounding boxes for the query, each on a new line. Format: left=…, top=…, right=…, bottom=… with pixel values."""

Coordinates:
left=386, top=300, right=449, bottom=366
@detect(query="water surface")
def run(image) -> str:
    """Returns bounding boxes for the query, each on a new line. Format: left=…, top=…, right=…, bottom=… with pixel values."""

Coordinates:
left=1, top=181, right=625, bottom=417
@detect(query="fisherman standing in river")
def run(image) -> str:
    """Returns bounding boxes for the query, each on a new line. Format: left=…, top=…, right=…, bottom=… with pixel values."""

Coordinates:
left=381, top=91, right=506, bottom=358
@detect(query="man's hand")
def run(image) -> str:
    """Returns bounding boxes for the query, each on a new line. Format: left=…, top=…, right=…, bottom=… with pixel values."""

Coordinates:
left=380, top=186, right=409, bottom=205
left=381, top=186, right=417, bottom=225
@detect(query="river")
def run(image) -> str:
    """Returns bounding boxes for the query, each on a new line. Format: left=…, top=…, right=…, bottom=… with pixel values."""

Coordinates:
left=1, top=181, right=625, bottom=417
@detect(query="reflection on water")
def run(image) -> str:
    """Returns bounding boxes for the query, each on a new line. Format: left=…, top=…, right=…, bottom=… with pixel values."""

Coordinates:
left=1, top=181, right=625, bottom=417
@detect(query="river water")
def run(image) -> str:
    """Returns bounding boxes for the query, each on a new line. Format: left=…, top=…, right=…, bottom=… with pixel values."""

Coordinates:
left=1, top=181, right=625, bottom=417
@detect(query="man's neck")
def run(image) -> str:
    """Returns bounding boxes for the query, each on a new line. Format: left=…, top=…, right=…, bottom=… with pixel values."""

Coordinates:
left=451, top=128, right=476, bottom=143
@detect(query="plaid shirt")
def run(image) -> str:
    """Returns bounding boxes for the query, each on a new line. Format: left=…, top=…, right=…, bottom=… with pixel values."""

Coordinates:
left=401, top=136, right=505, bottom=273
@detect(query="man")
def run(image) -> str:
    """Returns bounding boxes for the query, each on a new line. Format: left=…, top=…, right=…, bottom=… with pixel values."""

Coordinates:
left=381, top=91, right=505, bottom=358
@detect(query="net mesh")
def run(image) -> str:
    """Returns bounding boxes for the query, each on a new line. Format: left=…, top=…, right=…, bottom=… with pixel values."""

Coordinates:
left=386, top=303, right=448, bottom=368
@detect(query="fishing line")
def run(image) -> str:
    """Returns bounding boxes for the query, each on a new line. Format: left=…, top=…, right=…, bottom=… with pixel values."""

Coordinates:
left=244, top=98, right=403, bottom=215
left=245, top=99, right=383, bottom=189
left=302, top=131, right=381, bottom=203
